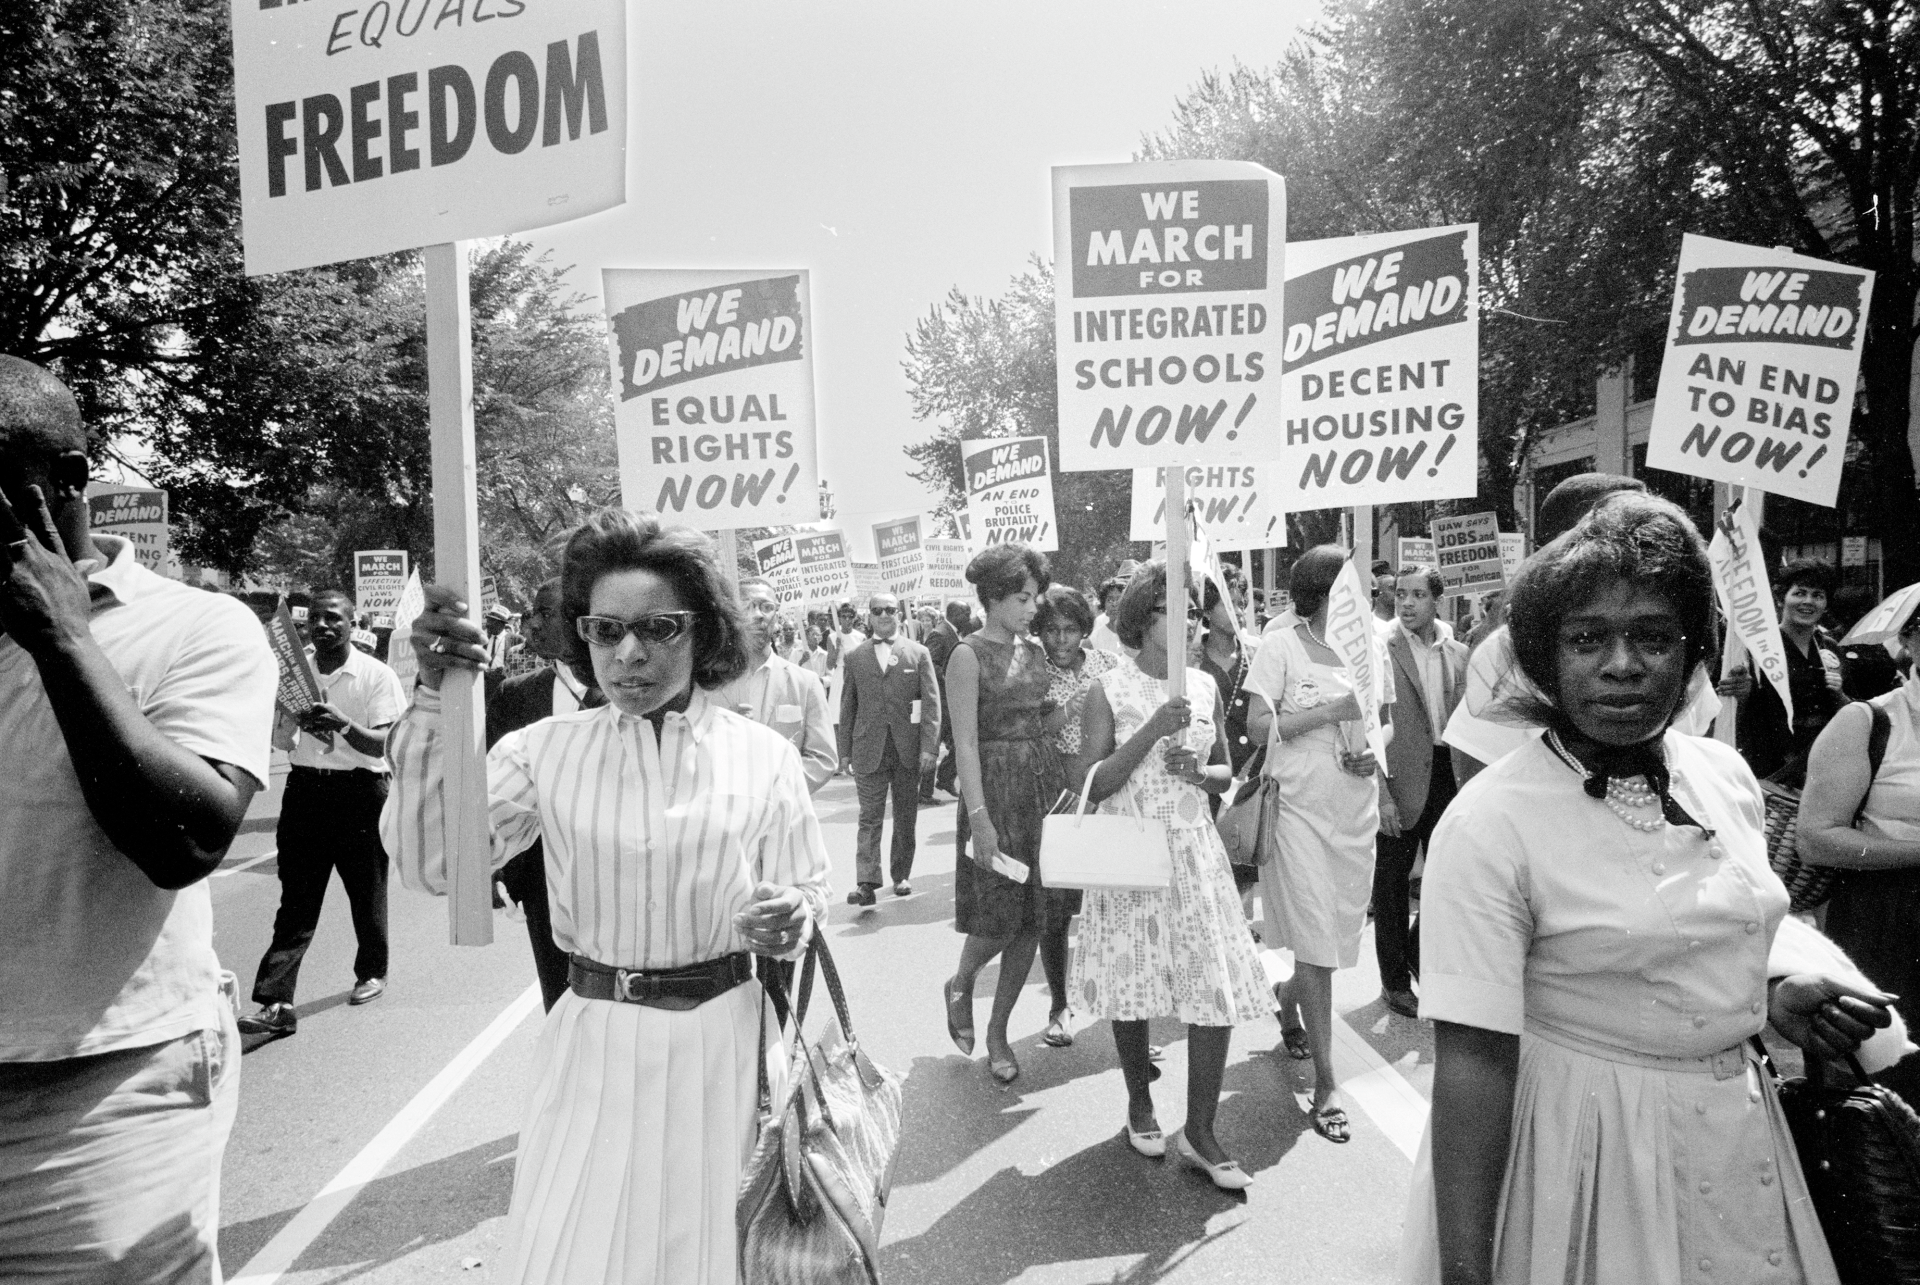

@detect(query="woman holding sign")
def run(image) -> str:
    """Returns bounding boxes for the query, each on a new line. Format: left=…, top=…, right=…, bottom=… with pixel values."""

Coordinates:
left=1245, top=545, right=1394, bottom=1144
left=382, top=510, right=831, bottom=1285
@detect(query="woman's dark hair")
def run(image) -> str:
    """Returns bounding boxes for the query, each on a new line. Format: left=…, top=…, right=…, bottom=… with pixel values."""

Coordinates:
left=966, top=543, right=1049, bottom=606
left=559, top=509, right=750, bottom=688
left=1505, top=491, right=1715, bottom=727
left=1288, top=545, right=1348, bottom=618
left=1112, top=560, right=1199, bottom=649
left=1777, top=558, right=1838, bottom=598
left=1033, top=584, right=1094, bottom=637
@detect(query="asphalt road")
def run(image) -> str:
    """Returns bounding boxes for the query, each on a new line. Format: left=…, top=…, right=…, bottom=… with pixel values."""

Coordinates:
left=211, top=763, right=1436, bottom=1284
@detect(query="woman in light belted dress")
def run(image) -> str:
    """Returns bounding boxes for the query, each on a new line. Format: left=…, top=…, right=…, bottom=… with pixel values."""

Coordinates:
left=1069, top=561, right=1274, bottom=1189
left=383, top=510, right=832, bottom=1285
left=1402, top=493, right=1898, bottom=1285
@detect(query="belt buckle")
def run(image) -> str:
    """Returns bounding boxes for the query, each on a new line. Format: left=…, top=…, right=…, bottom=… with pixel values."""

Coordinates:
left=612, top=968, right=655, bottom=1004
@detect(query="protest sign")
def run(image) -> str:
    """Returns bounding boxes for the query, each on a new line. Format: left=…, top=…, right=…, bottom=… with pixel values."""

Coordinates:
left=1278, top=224, right=1479, bottom=508
left=1325, top=557, right=1387, bottom=766
left=850, top=562, right=885, bottom=602
left=1645, top=235, right=1873, bottom=507
left=387, top=570, right=426, bottom=691
left=354, top=550, right=409, bottom=617
left=87, top=485, right=169, bottom=575
left=605, top=269, right=820, bottom=528
left=923, top=538, right=969, bottom=600
left=480, top=575, right=499, bottom=613
left=1709, top=496, right=1793, bottom=726
left=1499, top=533, right=1525, bottom=581
left=962, top=436, right=1058, bottom=551
left=873, top=515, right=927, bottom=595
left=1432, top=511, right=1504, bottom=593
left=230, top=0, right=627, bottom=276
left=752, top=532, right=805, bottom=610
left=1396, top=536, right=1435, bottom=571
left=1130, top=463, right=1285, bottom=551
left=263, top=601, right=324, bottom=720
left=1053, top=160, right=1286, bottom=472
left=793, top=529, right=855, bottom=612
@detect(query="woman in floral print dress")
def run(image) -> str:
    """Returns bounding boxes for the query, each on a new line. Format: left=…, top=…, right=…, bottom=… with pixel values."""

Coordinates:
left=1068, top=562, right=1274, bottom=1189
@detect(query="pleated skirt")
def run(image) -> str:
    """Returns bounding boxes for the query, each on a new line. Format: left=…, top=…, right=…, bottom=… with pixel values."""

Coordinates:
left=507, top=983, right=762, bottom=1285
left=1398, top=1029, right=1840, bottom=1285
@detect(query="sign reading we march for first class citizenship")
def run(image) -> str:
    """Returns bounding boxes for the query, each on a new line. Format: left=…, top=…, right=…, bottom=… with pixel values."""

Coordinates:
left=230, top=0, right=628, bottom=276
left=1646, top=235, right=1874, bottom=507
left=605, top=270, right=820, bottom=528
left=1053, top=161, right=1286, bottom=471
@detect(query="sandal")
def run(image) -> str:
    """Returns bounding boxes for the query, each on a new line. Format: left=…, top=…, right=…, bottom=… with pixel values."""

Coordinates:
left=1311, top=1105, right=1351, bottom=1144
left=1042, top=1012, right=1074, bottom=1047
left=944, top=977, right=975, bottom=1056
left=1281, top=1026, right=1312, bottom=1060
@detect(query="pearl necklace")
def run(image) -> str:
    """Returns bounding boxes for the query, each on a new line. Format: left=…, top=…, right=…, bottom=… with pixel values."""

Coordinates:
left=1546, top=730, right=1665, bottom=832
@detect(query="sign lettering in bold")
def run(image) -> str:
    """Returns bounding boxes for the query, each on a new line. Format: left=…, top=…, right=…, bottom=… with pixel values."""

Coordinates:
left=961, top=436, right=1058, bottom=551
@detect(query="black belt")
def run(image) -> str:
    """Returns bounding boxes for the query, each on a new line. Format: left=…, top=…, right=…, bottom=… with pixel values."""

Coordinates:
left=290, top=765, right=386, bottom=778
left=567, top=952, right=754, bottom=1010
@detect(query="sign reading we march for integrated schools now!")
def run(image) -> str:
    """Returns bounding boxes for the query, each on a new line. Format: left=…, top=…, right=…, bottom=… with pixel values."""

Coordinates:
left=753, top=529, right=853, bottom=613
left=1130, top=464, right=1286, bottom=551
left=962, top=436, right=1058, bottom=551
left=1646, top=235, right=1874, bottom=507
left=606, top=270, right=820, bottom=528
left=230, top=0, right=627, bottom=275
left=1278, top=225, right=1479, bottom=508
left=1053, top=160, right=1286, bottom=472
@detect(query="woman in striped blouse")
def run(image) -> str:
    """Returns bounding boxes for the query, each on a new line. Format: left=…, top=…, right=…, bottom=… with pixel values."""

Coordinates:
left=382, top=510, right=833, bottom=1285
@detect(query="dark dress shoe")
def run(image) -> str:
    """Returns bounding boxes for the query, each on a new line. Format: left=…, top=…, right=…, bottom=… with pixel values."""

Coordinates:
left=847, top=886, right=877, bottom=907
left=350, top=977, right=386, bottom=1006
left=238, top=1003, right=296, bottom=1036
left=1382, top=988, right=1420, bottom=1019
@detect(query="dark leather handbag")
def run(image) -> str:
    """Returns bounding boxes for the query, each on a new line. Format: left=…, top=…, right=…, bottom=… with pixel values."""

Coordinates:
left=740, top=936, right=904, bottom=1284
left=1756, top=1040, right=1920, bottom=1283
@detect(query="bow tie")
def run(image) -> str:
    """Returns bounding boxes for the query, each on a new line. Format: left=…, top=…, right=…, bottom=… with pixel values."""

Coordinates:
left=1550, top=732, right=1713, bottom=835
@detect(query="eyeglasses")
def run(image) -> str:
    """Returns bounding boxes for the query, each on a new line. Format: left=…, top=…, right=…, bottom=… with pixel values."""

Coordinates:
left=1559, top=625, right=1685, bottom=659
left=576, top=612, right=697, bottom=648
left=742, top=599, right=781, bottom=617
left=869, top=606, right=898, bottom=616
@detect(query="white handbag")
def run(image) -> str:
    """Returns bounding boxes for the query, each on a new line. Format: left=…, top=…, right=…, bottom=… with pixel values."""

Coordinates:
left=1040, top=764, right=1173, bottom=892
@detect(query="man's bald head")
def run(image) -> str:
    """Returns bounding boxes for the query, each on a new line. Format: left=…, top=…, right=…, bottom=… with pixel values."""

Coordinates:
left=0, top=357, right=86, bottom=474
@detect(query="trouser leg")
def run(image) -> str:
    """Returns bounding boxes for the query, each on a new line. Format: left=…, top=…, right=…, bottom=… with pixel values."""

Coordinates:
left=252, top=773, right=336, bottom=1006
left=888, top=748, right=920, bottom=883
left=935, top=707, right=957, bottom=793
left=1372, top=829, right=1419, bottom=994
left=853, top=748, right=895, bottom=888
left=333, top=773, right=391, bottom=984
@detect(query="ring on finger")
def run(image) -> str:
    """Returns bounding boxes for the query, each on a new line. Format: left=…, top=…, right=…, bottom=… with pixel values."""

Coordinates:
left=429, top=638, right=446, bottom=654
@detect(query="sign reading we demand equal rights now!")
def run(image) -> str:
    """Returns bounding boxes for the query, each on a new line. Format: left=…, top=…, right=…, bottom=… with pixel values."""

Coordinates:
left=605, top=270, right=821, bottom=528
left=230, top=0, right=627, bottom=276
left=1645, top=235, right=1874, bottom=507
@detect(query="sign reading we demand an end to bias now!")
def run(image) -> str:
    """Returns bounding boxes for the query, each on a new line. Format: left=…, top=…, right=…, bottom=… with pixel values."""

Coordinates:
left=1053, top=160, right=1285, bottom=472
left=604, top=270, right=820, bottom=528
left=1646, top=235, right=1874, bottom=507
left=230, top=0, right=627, bottom=276
left=1279, top=224, right=1479, bottom=508
left=962, top=436, right=1058, bottom=551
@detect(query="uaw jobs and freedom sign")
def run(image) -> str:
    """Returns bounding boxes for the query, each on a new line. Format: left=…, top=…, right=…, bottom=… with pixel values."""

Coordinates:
left=230, top=0, right=628, bottom=276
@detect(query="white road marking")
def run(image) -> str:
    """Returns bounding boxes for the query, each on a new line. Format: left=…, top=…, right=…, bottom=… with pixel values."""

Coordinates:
left=228, top=983, right=541, bottom=1285
left=215, top=850, right=276, bottom=878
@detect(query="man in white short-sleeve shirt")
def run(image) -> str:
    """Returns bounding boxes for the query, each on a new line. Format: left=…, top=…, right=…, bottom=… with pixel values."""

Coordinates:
left=239, top=588, right=408, bottom=1035
left=0, top=358, right=276, bottom=1282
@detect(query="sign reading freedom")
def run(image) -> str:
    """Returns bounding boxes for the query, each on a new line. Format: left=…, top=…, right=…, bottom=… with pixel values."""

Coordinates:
left=230, top=0, right=628, bottom=275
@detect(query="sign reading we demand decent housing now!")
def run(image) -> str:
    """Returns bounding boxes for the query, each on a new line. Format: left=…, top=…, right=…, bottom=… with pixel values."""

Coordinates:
left=605, top=270, right=820, bottom=528
left=1646, top=235, right=1874, bottom=507
left=1052, top=160, right=1286, bottom=472
left=230, top=0, right=627, bottom=276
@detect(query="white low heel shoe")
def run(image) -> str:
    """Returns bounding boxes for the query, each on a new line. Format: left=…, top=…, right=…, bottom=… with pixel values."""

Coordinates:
left=1126, top=1122, right=1166, bottom=1158
left=1171, top=1129, right=1253, bottom=1190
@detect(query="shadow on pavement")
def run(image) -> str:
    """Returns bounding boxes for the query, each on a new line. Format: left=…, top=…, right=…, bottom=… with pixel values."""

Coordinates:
left=219, top=1133, right=518, bottom=1277
left=835, top=870, right=958, bottom=935
left=238, top=988, right=355, bottom=1056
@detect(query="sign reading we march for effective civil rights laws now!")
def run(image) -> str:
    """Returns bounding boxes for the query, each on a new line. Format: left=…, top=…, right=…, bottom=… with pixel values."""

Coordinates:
left=1052, top=161, right=1286, bottom=472
left=1278, top=225, right=1479, bottom=508
left=354, top=550, right=409, bottom=619
left=1645, top=234, right=1874, bottom=507
left=230, top=0, right=627, bottom=276
left=1130, top=464, right=1286, bottom=551
left=961, top=436, right=1058, bottom=551
left=605, top=270, right=820, bottom=528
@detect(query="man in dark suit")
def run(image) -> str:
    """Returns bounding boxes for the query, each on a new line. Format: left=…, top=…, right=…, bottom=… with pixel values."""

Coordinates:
left=922, top=601, right=962, bottom=801
left=839, top=591, right=942, bottom=904
left=487, top=579, right=599, bottom=1009
left=1376, top=564, right=1468, bottom=1018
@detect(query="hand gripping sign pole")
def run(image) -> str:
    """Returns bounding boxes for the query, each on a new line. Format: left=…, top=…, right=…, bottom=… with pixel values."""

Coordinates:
left=426, top=243, right=493, bottom=946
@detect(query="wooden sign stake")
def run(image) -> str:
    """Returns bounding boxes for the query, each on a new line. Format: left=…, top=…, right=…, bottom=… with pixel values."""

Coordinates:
left=1164, top=463, right=1187, bottom=701
left=425, top=242, right=493, bottom=947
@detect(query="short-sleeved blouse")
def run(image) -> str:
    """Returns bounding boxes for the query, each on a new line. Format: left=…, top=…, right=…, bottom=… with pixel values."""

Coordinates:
left=1418, top=730, right=1788, bottom=1057
left=1044, top=646, right=1121, bottom=758
left=1246, top=618, right=1395, bottom=753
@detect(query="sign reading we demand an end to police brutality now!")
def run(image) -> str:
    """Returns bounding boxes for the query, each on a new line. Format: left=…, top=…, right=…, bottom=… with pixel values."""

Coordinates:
left=605, top=270, right=820, bottom=528
left=230, top=0, right=627, bottom=276
left=962, top=436, right=1058, bottom=551
left=1053, top=161, right=1285, bottom=471
left=1646, top=235, right=1874, bottom=507
left=1279, top=225, right=1479, bottom=508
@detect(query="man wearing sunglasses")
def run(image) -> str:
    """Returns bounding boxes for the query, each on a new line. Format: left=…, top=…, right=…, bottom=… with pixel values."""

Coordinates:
left=838, top=592, right=942, bottom=904
left=714, top=577, right=836, bottom=793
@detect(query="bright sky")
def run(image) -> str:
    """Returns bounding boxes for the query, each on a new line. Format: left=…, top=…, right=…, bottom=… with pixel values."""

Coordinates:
left=527, top=0, right=1318, bottom=558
